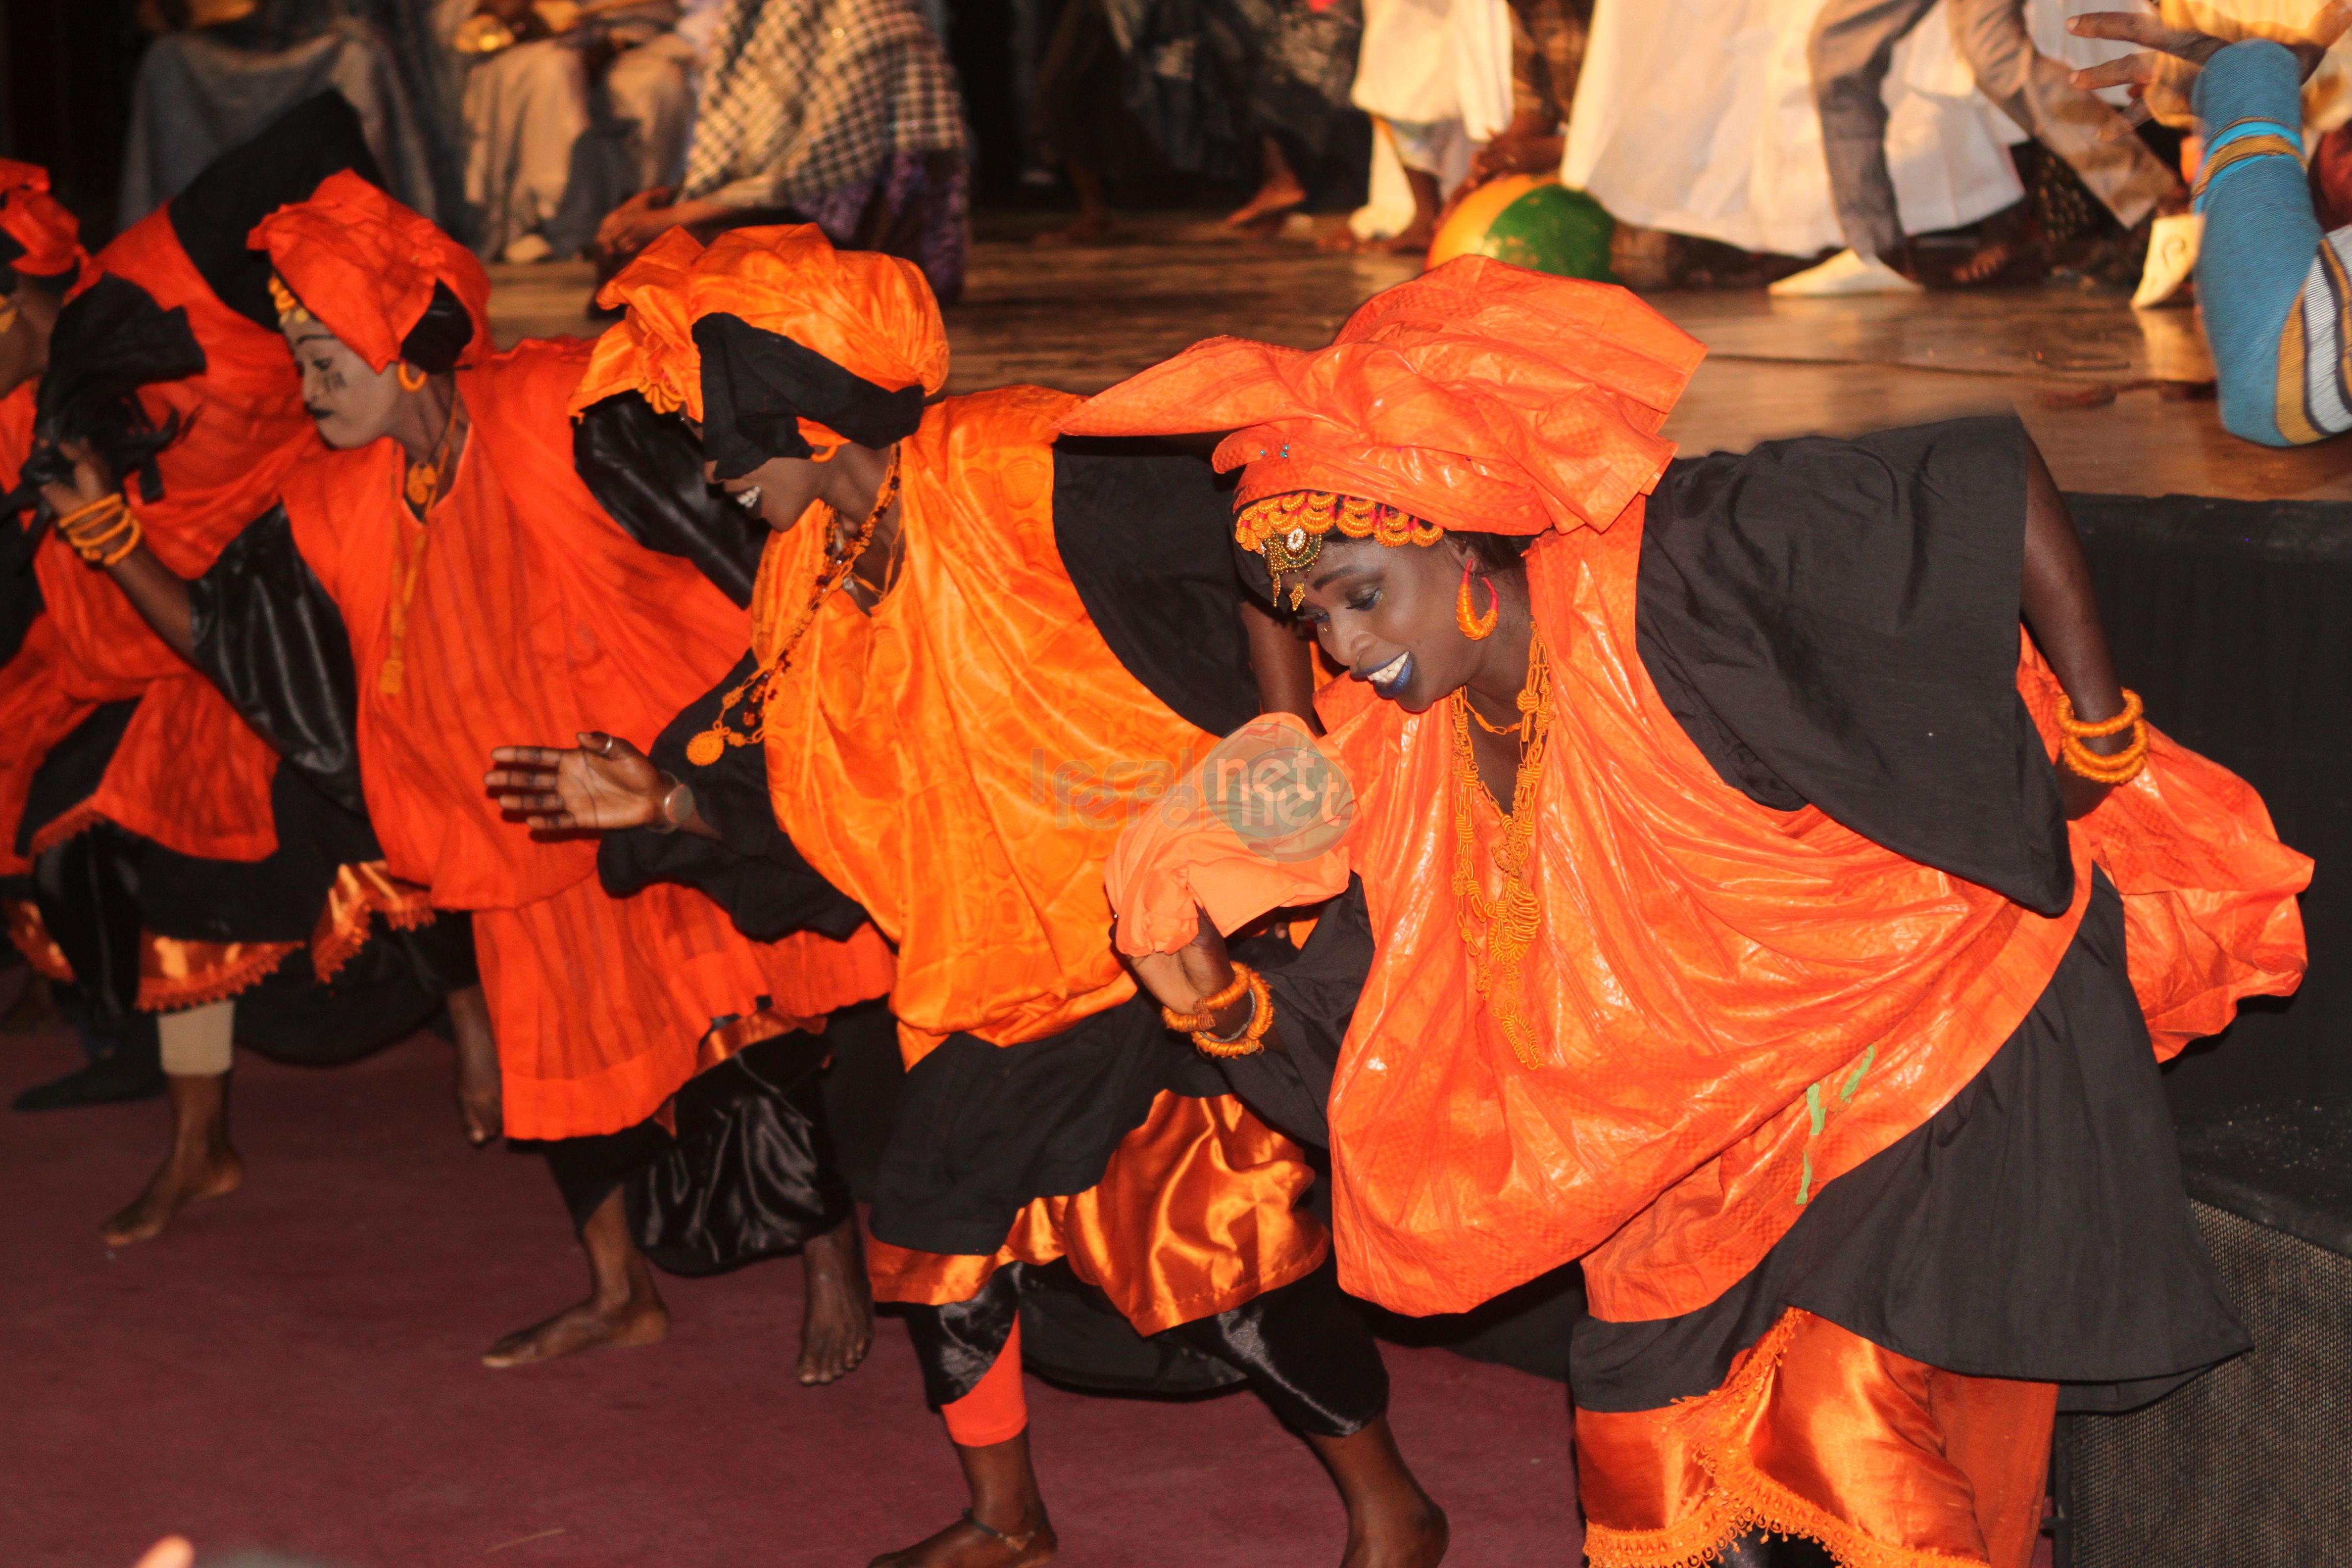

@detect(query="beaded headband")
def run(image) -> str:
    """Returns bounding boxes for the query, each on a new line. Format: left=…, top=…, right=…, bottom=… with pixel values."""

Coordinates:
left=1235, top=490, right=1444, bottom=609
left=267, top=273, right=313, bottom=326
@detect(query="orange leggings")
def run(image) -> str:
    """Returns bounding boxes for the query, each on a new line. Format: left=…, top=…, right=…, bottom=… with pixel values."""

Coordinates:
left=940, top=1318, right=1029, bottom=1448
left=1577, top=1310, right=2056, bottom=1568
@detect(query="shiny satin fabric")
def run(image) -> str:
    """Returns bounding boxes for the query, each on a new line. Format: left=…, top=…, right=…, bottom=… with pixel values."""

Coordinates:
left=279, top=339, right=891, bottom=1138
left=1106, top=521, right=2310, bottom=1322
left=910, top=1255, right=1388, bottom=1439
left=1576, top=1310, right=2055, bottom=1568
left=867, top=1087, right=1328, bottom=1337
left=27, top=206, right=322, bottom=866
left=1058, top=257, right=1706, bottom=537
left=752, top=387, right=1220, bottom=1058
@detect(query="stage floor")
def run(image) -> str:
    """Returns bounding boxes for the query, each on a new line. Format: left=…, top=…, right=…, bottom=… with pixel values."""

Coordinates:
left=490, top=219, right=2352, bottom=505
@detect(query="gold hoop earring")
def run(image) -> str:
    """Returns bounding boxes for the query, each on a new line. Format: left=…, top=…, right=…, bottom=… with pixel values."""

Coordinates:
left=1456, top=557, right=1498, bottom=640
left=396, top=362, right=428, bottom=392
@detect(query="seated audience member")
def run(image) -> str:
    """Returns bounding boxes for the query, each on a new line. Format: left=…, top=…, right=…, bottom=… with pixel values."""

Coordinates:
left=119, top=0, right=440, bottom=229
left=2072, top=7, right=2352, bottom=444
left=591, top=0, right=969, bottom=302
left=452, top=0, right=699, bottom=261
left=1778, top=0, right=2186, bottom=297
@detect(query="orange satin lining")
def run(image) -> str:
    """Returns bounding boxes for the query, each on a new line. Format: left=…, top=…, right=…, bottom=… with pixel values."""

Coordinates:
left=1576, top=1311, right=2055, bottom=1568
left=4, top=896, right=302, bottom=1009
left=867, top=1089, right=1328, bottom=1336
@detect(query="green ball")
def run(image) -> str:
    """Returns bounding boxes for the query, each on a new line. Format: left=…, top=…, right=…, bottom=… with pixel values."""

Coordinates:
left=1473, top=183, right=1616, bottom=283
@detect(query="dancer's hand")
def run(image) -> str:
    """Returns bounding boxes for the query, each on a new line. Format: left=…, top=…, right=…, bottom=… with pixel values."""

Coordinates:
left=486, top=732, right=665, bottom=832
left=36, top=438, right=115, bottom=520
left=1127, top=904, right=1247, bottom=1032
left=2069, top=9, right=2347, bottom=139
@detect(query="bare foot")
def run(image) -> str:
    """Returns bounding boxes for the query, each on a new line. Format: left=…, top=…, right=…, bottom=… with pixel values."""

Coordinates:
left=868, top=1510, right=1057, bottom=1568
left=99, top=1139, right=243, bottom=1246
left=481, top=1289, right=669, bottom=1369
left=798, top=1214, right=875, bottom=1384
left=1225, top=176, right=1306, bottom=232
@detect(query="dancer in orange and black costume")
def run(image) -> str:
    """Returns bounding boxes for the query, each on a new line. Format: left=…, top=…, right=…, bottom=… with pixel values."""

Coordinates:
left=490, top=225, right=1446, bottom=1568
left=3, top=97, right=487, bottom=1245
left=1081, top=258, right=2311, bottom=1568
left=81, top=172, right=897, bottom=1380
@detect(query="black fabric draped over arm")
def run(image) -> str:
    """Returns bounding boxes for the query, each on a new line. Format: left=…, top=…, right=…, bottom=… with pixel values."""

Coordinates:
left=598, top=649, right=872, bottom=944
left=1050, top=436, right=1260, bottom=738
left=573, top=392, right=766, bottom=606
left=186, top=503, right=366, bottom=815
left=1635, top=416, right=2073, bottom=916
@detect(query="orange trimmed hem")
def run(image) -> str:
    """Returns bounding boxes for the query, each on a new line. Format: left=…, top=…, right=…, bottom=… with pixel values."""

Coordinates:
left=24, top=799, right=104, bottom=859
left=308, top=860, right=437, bottom=983
left=139, top=937, right=300, bottom=1012
left=3, top=897, right=72, bottom=981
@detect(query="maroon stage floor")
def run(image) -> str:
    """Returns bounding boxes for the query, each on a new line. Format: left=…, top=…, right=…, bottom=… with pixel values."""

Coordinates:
left=1, top=1023, right=1575, bottom=1568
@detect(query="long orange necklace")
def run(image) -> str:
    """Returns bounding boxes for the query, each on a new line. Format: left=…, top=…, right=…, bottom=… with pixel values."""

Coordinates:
left=1450, top=631, right=1553, bottom=1069
left=686, top=453, right=901, bottom=767
left=381, top=398, right=463, bottom=697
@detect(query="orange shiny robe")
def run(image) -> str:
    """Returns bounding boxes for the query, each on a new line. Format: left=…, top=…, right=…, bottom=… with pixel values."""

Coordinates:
left=745, top=386, right=1326, bottom=1323
left=278, top=337, right=890, bottom=1140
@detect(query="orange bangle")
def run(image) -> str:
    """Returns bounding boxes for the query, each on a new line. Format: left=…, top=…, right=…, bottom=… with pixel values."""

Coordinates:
left=1159, top=962, right=1252, bottom=1035
left=1191, top=966, right=1274, bottom=1059
left=2056, top=689, right=2142, bottom=739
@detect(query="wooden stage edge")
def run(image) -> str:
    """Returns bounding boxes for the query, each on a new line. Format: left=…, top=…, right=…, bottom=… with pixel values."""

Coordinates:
left=489, top=233, right=2352, bottom=507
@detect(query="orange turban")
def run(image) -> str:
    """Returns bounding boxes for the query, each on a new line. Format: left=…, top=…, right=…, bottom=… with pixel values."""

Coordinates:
left=569, top=223, right=947, bottom=450
left=1062, top=256, right=1707, bottom=536
left=0, top=161, right=94, bottom=294
left=247, top=170, right=490, bottom=372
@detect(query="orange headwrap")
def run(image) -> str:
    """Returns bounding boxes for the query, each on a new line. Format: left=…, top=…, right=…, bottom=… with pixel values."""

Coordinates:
left=247, top=170, right=490, bottom=372
left=1062, top=256, right=1707, bottom=537
left=569, top=223, right=947, bottom=444
left=0, top=161, right=95, bottom=294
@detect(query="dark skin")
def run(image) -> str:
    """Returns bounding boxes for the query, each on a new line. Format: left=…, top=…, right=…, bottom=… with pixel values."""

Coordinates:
left=491, top=426, right=1441, bottom=1568
left=0, top=277, right=65, bottom=401
left=43, top=329, right=503, bottom=1255
left=2067, top=9, right=2343, bottom=141
left=1130, top=435, right=2131, bottom=1038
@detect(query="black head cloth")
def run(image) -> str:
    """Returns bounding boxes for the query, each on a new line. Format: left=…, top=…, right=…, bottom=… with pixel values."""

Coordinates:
left=170, top=90, right=386, bottom=332
left=8, top=274, right=204, bottom=515
left=691, top=311, right=928, bottom=480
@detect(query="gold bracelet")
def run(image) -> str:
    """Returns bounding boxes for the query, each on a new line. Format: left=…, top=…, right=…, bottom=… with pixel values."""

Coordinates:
left=1192, top=966, right=1274, bottom=1059
left=56, top=493, right=140, bottom=566
left=91, top=511, right=144, bottom=567
left=1159, top=963, right=1252, bottom=1035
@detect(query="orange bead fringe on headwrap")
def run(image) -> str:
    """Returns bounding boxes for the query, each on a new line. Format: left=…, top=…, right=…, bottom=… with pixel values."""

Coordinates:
left=570, top=221, right=948, bottom=442
left=247, top=170, right=490, bottom=373
left=0, top=160, right=97, bottom=298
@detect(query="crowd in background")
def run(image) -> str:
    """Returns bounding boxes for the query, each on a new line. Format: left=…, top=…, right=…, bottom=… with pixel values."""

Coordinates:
left=77, top=2, right=2352, bottom=316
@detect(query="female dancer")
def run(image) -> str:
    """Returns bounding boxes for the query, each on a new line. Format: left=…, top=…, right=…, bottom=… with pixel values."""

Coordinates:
left=1078, top=257, right=2309, bottom=1568
left=10, top=98, right=489, bottom=1241
left=490, top=225, right=1446, bottom=1568
left=71, top=174, right=894, bottom=1379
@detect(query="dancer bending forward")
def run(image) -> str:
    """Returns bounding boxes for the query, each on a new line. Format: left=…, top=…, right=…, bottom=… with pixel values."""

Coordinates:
left=1080, top=258, right=2309, bottom=1568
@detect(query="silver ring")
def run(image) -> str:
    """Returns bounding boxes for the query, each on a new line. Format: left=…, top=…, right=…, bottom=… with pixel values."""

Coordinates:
left=596, top=734, right=616, bottom=758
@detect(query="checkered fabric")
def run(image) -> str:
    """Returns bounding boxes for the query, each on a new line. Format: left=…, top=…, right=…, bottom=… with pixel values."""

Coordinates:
left=679, top=0, right=967, bottom=211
